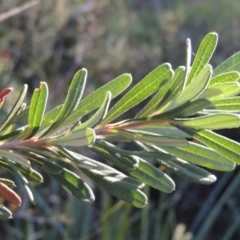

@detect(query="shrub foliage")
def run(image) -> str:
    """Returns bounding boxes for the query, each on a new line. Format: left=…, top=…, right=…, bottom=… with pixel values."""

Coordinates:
left=1, top=32, right=240, bottom=218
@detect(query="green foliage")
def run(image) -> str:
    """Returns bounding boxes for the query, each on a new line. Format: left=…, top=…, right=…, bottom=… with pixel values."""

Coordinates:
left=1, top=32, right=240, bottom=219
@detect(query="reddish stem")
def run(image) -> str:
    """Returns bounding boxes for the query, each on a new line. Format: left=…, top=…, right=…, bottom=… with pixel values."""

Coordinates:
left=0, top=137, right=50, bottom=150
left=94, top=119, right=169, bottom=136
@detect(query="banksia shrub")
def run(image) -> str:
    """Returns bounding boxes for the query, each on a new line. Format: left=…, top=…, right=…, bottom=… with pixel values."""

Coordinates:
left=1, top=32, right=240, bottom=218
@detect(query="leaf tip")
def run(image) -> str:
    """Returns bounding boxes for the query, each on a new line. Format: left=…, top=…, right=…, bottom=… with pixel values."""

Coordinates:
left=0, top=87, right=13, bottom=103
left=81, top=68, right=88, bottom=74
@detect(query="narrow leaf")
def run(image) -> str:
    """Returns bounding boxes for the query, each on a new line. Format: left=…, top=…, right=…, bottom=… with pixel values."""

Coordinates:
left=0, top=159, right=43, bottom=183
left=28, top=84, right=41, bottom=127
left=213, top=51, right=240, bottom=77
left=28, top=82, right=48, bottom=136
left=95, top=140, right=176, bottom=161
left=55, top=69, right=87, bottom=121
left=158, top=66, right=186, bottom=109
left=91, top=143, right=145, bottom=190
left=76, top=91, right=112, bottom=130
left=43, top=69, right=87, bottom=136
left=92, top=142, right=139, bottom=171
left=209, top=97, right=240, bottom=111
left=0, top=204, right=12, bottom=219
left=130, top=157, right=175, bottom=193
left=106, top=141, right=175, bottom=193
left=209, top=71, right=240, bottom=86
left=162, top=142, right=235, bottom=171
left=0, top=84, right=28, bottom=133
left=0, top=150, right=30, bottom=169
left=159, top=64, right=212, bottom=113
left=42, top=160, right=63, bottom=174
left=43, top=161, right=95, bottom=203
left=115, top=129, right=188, bottom=147
left=133, top=123, right=190, bottom=138
left=48, top=128, right=95, bottom=147
left=178, top=127, right=240, bottom=164
left=173, top=114, right=240, bottom=130
left=156, top=157, right=216, bottom=184
left=5, top=158, right=36, bottom=204
left=137, top=66, right=185, bottom=118
left=152, top=98, right=211, bottom=119
left=80, top=161, right=147, bottom=208
left=0, top=128, right=24, bottom=141
left=27, top=170, right=43, bottom=184
left=56, top=147, right=99, bottom=170
left=199, top=82, right=240, bottom=101
left=187, top=32, right=218, bottom=84
left=101, top=63, right=173, bottom=125
left=40, top=73, right=132, bottom=133
left=93, top=144, right=175, bottom=192
left=0, top=178, right=16, bottom=188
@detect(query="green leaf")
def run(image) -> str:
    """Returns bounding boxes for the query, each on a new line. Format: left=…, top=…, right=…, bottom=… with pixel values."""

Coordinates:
left=0, top=150, right=30, bottom=169
left=173, top=113, right=240, bottom=130
left=80, top=161, right=147, bottom=208
left=56, top=147, right=99, bottom=170
left=178, top=127, right=240, bottom=164
left=132, top=123, right=190, bottom=138
left=159, top=64, right=212, bottom=113
left=209, top=71, right=240, bottom=86
left=114, top=129, right=188, bottom=147
left=209, top=97, right=240, bottom=111
left=6, top=126, right=31, bottom=141
left=43, top=68, right=87, bottom=136
left=161, top=142, right=235, bottom=171
left=0, top=84, right=28, bottom=133
left=48, top=127, right=95, bottom=147
left=55, top=69, right=87, bottom=121
left=199, top=82, right=240, bottom=101
left=1, top=124, right=14, bottom=135
left=0, top=159, right=43, bottom=184
left=4, top=158, right=36, bottom=204
left=0, top=126, right=23, bottom=141
left=135, top=85, right=169, bottom=119
left=136, top=66, right=185, bottom=118
left=92, top=142, right=139, bottom=171
left=0, top=178, right=16, bottom=188
left=28, top=82, right=48, bottom=137
left=95, top=140, right=176, bottom=161
left=76, top=91, right=112, bottom=130
left=175, top=99, right=211, bottom=118
left=43, top=161, right=95, bottom=203
left=101, top=63, right=173, bottom=125
left=158, top=66, right=186, bottom=109
left=42, top=160, right=62, bottom=174
left=27, top=170, right=44, bottom=184
left=213, top=51, right=240, bottom=77
left=151, top=98, right=211, bottom=120
left=154, top=156, right=216, bottom=185
left=130, top=157, right=175, bottom=193
left=93, top=142, right=175, bottom=193
left=187, top=32, right=218, bottom=84
left=40, top=73, right=132, bottom=133
left=0, top=204, right=12, bottom=219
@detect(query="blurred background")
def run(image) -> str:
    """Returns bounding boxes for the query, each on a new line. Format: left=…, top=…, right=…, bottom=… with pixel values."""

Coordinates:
left=0, top=0, right=240, bottom=239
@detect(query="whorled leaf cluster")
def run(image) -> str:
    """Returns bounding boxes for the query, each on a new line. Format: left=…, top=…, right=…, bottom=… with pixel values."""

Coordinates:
left=1, top=32, right=240, bottom=218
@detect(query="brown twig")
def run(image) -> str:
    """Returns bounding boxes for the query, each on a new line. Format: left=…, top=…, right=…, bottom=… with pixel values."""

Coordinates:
left=0, top=0, right=39, bottom=23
